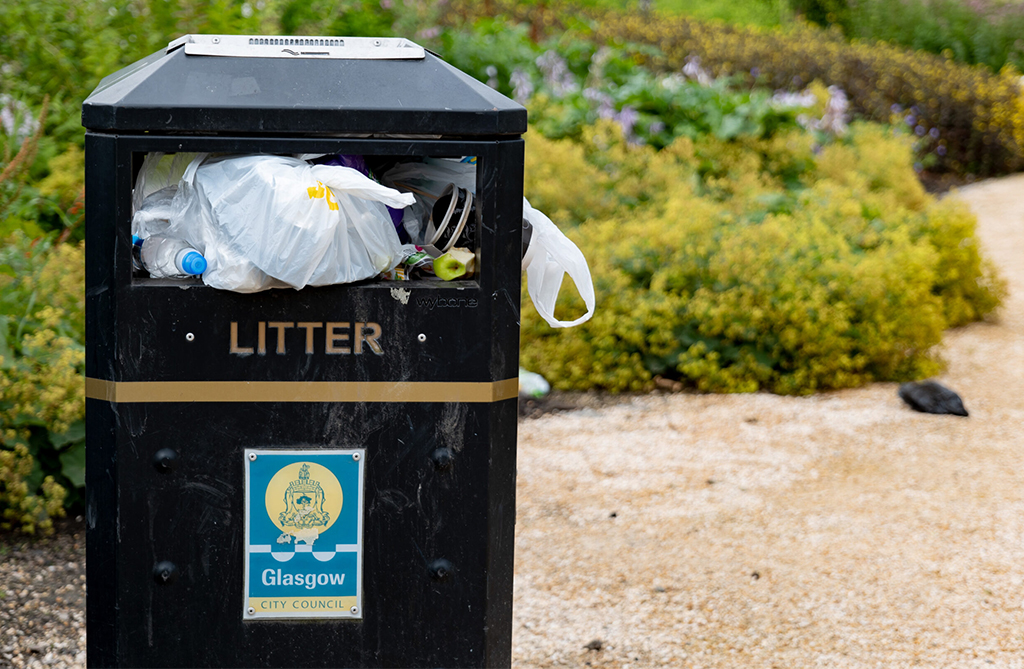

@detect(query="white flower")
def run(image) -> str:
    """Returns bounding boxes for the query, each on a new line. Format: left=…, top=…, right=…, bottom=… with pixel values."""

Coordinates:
left=0, top=94, right=38, bottom=139
left=682, top=55, right=712, bottom=87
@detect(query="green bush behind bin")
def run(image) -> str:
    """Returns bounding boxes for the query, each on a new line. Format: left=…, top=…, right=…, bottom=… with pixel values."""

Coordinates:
left=0, top=235, right=83, bottom=533
left=520, top=121, right=1004, bottom=393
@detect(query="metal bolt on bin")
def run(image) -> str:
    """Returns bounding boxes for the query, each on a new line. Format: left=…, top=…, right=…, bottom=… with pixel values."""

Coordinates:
left=84, top=34, right=526, bottom=668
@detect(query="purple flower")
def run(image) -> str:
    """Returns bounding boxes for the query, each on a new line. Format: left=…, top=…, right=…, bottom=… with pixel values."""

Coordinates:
left=937, top=145, right=947, bottom=156
left=915, top=125, right=926, bottom=136
left=510, top=69, right=534, bottom=105
left=615, top=106, right=639, bottom=139
left=891, top=103, right=903, bottom=113
left=682, top=56, right=712, bottom=86
left=929, top=127, right=940, bottom=139
left=911, top=105, right=920, bottom=115
left=905, top=114, right=916, bottom=126
left=649, top=121, right=666, bottom=134
left=750, top=67, right=760, bottom=78
left=536, top=50, right=579, bottom=98
left=583, top=87, right=615, bottom=119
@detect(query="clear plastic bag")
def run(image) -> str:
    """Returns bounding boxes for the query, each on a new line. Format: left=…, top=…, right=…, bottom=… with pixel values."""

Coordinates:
left=163, top=154, right=415, bottom=292
left=382, top=157, right=476, bottom=244
left=132, top=152, right=204, bottom=215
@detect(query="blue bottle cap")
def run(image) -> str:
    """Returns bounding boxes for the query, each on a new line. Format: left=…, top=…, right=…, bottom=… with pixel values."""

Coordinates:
left=132, top=235, right=143, bottom=246
left=180, top=251, right=207, bottom=275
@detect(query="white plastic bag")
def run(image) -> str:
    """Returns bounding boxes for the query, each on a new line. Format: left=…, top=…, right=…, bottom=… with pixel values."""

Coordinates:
left=522, top=198, right=595, bottom=328
left=131, top=152, right=207, bottom=241
left=132, top=152, right=204, bottom=214
left=132, top=186, right=178, bottom=241
left=167, top=154, right=415, bottom=292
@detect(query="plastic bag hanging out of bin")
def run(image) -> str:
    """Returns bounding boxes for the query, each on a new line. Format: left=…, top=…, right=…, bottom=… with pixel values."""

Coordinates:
left=83, top=33, right=530, bottom=669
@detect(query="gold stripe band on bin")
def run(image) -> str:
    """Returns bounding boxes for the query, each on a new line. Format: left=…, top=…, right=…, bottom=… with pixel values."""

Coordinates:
left=85, top=377, right=519, bottom=404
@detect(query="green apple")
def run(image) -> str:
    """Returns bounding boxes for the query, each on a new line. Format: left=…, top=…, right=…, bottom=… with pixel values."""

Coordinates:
left=433, top=247, right=476, bottom=281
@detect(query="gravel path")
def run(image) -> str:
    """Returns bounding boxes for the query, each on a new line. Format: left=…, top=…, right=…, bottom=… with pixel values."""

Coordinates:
left=512, top=176, right=1024, bottom=667
left=0, top=521, right=86, bottom=668
left=1, top=176, right=1021, bottom=668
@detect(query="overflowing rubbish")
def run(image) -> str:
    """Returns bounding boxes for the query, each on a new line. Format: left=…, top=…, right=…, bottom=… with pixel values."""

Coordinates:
left=129, top=151, right=595, bottom=328
left=518, top=368, right=551, bottom=399
left=132, top=153, right=414, bottom=292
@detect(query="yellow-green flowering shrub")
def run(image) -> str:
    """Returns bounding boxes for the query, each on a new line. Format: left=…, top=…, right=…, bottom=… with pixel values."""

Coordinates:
left=0, top=234, right=83, bottom=533
left=520, top=121, right=1003, bottom=393
left=0, top=444, right=66, bottom=534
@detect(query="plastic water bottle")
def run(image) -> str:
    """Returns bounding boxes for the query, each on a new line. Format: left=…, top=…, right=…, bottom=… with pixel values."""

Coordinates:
left=131, top=235, right=144, bottom=271
left=138, top=235, right=207, bottom=278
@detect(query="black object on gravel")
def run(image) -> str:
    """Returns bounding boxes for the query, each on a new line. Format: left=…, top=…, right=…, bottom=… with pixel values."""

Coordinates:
left=898, top=380, right=969, bottom=416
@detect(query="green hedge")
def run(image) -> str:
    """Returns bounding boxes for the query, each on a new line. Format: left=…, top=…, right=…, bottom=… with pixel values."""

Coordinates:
left=595, top=12, right=1024, bottom=177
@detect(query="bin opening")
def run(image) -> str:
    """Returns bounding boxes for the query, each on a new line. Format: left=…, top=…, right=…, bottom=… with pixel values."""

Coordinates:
left=167, top=34, right=426, bottom=60
left=129, top=151, right=482, bottom=289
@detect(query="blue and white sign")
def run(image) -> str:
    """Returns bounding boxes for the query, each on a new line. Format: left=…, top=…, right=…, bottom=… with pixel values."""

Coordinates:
left=244, top=449, right=364, bottom=620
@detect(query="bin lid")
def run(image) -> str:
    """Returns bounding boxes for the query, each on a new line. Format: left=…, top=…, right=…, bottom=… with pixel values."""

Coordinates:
left=82, top=35, right=527, bottom=137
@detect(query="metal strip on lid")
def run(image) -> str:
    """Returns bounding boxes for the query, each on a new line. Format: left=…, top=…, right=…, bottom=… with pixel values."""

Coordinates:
left=167, top=34, right=426, bottom=60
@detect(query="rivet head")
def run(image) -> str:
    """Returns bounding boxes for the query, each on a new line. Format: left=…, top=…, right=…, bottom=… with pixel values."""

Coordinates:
left=417, top=333, right=427, bottom=343
left=430, top=448, right=453, bottom=471
left=350, top=606, right=359, bottom=614
left=352, top=453, right=361, bottom=461
left=428, top=558, right=453, bottom=582
left=248, top=452, right=257, bottom=461
left=247, top=607, right=255, bottom=615
left=153, top=448, right=179, bottom=473
left=153, top=561, right=179, bottom=585
left=185, top=332, right=195, bottom=342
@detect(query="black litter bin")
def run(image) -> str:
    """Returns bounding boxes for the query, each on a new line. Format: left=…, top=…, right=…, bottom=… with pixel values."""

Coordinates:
left=83, top=35, right=527, bottom=668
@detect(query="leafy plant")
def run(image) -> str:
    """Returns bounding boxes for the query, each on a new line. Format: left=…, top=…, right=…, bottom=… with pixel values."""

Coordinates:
left=844, top=0, right=1024, bottom=74
left=0, top=234, right=84, bottom=532
left=787, top=0, right=851, bottom=30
